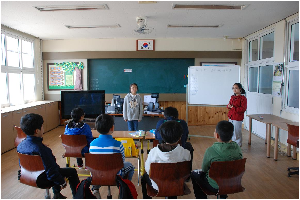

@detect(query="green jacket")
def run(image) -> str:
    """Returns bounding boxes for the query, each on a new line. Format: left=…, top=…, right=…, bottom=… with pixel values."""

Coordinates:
left=202, top=141, right=243, bottom=189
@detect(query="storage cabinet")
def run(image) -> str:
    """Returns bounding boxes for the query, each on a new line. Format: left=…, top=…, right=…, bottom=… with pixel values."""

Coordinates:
left=1, top=101, right=60, bottom=154
left=1, top=112, right=14, bottom=153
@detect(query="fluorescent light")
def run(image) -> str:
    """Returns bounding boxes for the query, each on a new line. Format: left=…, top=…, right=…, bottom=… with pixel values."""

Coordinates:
left=168, top=25, right=220, bottom=28
left=172, top=4, right=247, bottom=10
left=35, top=4, right=109, bottom=12
left=65, top=24, right=120, bottom=29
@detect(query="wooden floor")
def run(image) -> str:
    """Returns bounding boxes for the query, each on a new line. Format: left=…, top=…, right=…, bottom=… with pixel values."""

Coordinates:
left=1, top=125, right=299, bottom=199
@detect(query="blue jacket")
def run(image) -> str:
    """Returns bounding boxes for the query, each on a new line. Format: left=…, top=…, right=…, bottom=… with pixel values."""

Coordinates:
left=155, top=117, right=189, bottom=148
left=64, top=122, right=94, bottom=155
left=17, top=136, right=65, bottom=185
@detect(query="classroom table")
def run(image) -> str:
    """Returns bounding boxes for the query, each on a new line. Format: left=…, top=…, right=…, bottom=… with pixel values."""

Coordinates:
left=91, top=130, right=145, bottom=176
left=247, top=114, right=298, bottom=160
left=145, top=131, right=156, bottom=154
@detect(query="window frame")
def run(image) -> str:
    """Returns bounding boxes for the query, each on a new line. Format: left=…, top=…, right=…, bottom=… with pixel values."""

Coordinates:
left=1, top=32, right=36, bottom=107
left=284, top=15, right=299, bottom=114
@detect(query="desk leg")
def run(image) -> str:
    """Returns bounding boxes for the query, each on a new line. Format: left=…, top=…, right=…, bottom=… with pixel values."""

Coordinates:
left=287, top=144, right=291, bottom=157
left=292, top=146, right=297, bottom=160
left=267, top=124, right=271, bottom=158
left=140, top=139, right=145, bottom=176
left=274, top=127, right=279, bottom=161
left=248, top=117, right=252, bottom=145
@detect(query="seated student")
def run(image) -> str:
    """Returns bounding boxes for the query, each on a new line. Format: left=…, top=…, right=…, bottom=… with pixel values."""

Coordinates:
left=89, top=114, right=135, bottom=199
left=17, top=113, right=80, bottom=199
left=155, top=107, right=194, bottom=165
left=142, top=120, right=191, bottom=199
left=64, top=107, right=94, bottom=168
left=191, top=120, right=243, bottom=199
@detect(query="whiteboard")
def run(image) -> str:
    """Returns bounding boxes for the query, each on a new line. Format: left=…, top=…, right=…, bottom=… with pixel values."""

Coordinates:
left=188, top=65, right=240, bottom=105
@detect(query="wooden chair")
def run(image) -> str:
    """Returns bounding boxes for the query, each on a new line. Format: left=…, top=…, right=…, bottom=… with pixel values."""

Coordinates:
left=17, top=153, right=52, bottom=199
left=152, top=139, right=159, bottom=148
left=85, top=153, right=124, bottom=199
left=147, top=161, right=191, bottom=198
left=200, top=158, right=247, bottom=198
left=14, top=126, right=27, bottom=147
left=287, top=124, right=299, bottom=177
left=60, top=134, right=87, bottom=167
left=115, top=138, right=140, bottom=185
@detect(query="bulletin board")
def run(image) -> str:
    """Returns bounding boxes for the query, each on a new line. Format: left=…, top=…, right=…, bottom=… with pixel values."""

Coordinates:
left=47, top=63, right=75, bottom=90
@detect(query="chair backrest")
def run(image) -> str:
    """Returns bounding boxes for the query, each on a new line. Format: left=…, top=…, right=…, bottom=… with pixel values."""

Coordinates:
left=209, top=158, right=247, bottom=195
left=287, top=124, right=299, bottom=147
left=17, top=153, right=45, bottom=187
left=61, top=134, right=87, bottom=157
left=14, top=126, right=27, bottom=147
left=153, top=139, right=159, bottom=148
left=115, top=138, right=138, bottom=157
left=85, top=153, right=124, bottom=186
left=148, top=161, right=191, bottom=197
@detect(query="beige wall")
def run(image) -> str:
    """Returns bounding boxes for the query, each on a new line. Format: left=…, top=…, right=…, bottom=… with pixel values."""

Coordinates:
left=42, top=38, right=242, bottom=101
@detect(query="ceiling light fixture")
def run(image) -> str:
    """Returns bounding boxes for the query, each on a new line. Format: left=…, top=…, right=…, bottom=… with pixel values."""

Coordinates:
left=168, top=25, right=220, bottom=28
left=172, top=4, right=247, bottom=10
left=65, top=24, right=120, bottom=29
left=34, top=4, right=109, bottom=11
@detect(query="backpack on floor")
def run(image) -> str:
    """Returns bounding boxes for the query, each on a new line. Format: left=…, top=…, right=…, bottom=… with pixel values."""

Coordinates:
left=74, top=177, right=96, bottom=199
left=116, top=175, right=138, bottom=199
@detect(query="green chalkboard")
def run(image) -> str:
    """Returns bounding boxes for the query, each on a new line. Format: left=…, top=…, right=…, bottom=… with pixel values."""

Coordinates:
left=88, top=58, right=194, bottom=93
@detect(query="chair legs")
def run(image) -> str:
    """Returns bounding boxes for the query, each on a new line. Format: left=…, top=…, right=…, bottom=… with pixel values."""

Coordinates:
left=288, top=167, right=299, bottom=177
left=45, top=189, right=51, bottom=199
left=217, top=194, right=228, bottom=199
left=107, top=186, right=112, bottom=199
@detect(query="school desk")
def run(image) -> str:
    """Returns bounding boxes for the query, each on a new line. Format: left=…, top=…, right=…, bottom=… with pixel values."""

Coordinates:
left=145, top=131, right=156, bottom=154
left=247, top=114, right=297, bottom=160
left=91, top=130, right=145, bottom=176
left=84, top=114, right=163, bottom=131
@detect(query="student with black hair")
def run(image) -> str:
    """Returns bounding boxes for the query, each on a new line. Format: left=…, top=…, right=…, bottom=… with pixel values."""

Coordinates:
left=155, top=107, right=189, bottom=148
left=227, top=83, right=247, bottom=147
left=142, top=121, right=191, bottom=198
left=191, top=120, right=243, bottom=199
left=123, top=83, right=143, bottom=131
left=89, top=114, right=135, bottom=198
left=17, top=113, right=80, bottom=199
left=64, top=107, right=94, bottom=168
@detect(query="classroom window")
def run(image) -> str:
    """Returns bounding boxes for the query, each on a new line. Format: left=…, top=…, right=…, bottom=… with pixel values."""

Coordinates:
left=6, top=36, right=20, bottom=67
left=1, top=34, right=5, bottom=65
left=1, top=32, right=35, bottom=107
left=23, top=74, right=35, bottom=102
left=1, top=73, right=8, bottom=105
left=287, top=70, right=299, bottom=108
left=8, top=73, right=22, bottom=105
left=249, top=67, right=258, bottom=92
left=251, top=39, right=259, bottom=61
left=259, top=65, right=273, bottom=94
left=290, top=23, right=299, bottom=62
left=261, top=32, right=274, bottom=59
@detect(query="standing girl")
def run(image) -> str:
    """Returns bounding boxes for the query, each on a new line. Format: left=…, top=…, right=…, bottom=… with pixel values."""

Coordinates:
left=123, top=83, right=143, bottom=131
left=227, top=83, right=247, bottom=147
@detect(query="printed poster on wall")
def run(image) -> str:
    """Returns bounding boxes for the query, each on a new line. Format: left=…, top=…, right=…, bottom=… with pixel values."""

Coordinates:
left=272, top=64, right=283, bottom=97
left=48, top=63, right=75, bottom=90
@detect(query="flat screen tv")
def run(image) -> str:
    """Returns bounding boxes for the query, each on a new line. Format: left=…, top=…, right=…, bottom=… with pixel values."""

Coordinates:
left=61, top=90, right=105, bottom=119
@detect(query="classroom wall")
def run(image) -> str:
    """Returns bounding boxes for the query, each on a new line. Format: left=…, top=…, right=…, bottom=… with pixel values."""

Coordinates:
left=42, top=38, right=242, bottom=101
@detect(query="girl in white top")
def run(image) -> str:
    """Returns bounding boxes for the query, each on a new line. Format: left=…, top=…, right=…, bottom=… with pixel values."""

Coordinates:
left=142, top=121, right=191, bottom=197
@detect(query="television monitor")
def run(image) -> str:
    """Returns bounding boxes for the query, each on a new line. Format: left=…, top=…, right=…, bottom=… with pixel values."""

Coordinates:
left=61, top=90, right=105, bottom=119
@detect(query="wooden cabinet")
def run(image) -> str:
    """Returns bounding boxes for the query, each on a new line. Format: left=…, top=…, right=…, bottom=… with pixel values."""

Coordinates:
left=1, top=101, right=60, bottom=154
left=45, top=101, right=59, bottom=132
left=1, top=112, right=14, bottom=153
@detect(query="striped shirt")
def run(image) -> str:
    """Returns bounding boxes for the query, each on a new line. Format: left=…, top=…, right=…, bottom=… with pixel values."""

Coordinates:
left=89, top=134, right=133, bottom=175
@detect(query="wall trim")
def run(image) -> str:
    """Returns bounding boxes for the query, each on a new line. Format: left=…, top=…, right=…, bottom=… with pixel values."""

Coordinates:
left=43, top=51, right=242, bottom=60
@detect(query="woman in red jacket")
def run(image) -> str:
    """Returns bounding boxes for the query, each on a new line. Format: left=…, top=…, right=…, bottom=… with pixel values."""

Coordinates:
left=227, top=83, right=247, bottom=147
